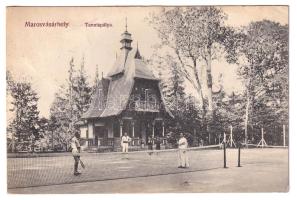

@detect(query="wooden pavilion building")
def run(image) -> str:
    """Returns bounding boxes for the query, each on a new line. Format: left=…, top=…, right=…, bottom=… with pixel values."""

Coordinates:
left=80, top=25, right=173, bottom=151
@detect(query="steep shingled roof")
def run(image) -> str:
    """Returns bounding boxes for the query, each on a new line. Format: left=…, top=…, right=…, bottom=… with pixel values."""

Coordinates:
left=82, top=47, right=173, bottom=119
left=106, top=50, right=127, bottom=77
left=100, top=48, right=156, bottom=117
left=81, top=78, right=109, bottom=119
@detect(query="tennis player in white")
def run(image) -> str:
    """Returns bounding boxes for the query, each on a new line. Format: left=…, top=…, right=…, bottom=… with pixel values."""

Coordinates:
left=178, top=133, right=189, bottom=168
left=121, top=132, right=131, bottom=153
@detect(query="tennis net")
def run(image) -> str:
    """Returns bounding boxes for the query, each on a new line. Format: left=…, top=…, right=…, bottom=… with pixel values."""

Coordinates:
left=8, top=144, right=224, bottom=189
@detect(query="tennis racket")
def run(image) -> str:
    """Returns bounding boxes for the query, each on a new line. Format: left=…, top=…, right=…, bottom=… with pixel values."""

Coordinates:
left=79, top=158, right=85, bottom=169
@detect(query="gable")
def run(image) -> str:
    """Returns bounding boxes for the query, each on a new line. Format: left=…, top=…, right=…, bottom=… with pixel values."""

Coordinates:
left=81, top=78, right=109, bottom=119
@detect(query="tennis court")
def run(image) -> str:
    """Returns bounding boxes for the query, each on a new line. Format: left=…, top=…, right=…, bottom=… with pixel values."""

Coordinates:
left=7, top=146, right=288, bottom=193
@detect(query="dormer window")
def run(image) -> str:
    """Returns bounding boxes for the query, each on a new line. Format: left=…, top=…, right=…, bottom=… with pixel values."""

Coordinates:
left=145, top=89, right=157, bottom=105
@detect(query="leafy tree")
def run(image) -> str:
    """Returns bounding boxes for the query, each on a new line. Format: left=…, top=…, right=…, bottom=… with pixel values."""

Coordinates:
left=7, top=72, right=40, bottom=152
left=49, top=83, right=73, bottom=150
left=38, top=117, right=49, bottom=138
left=6, top=70, right=14, bottom=92
left=232, top=20, right=288, bottom=144
left=155, top=56, right=205, bottom=146
left=49, top=57, right=76, bottom=150
left=49, top=57, right=92, bottom=150
left=157, top=55, right=186, bottom=115
left=149, top=7, right=235, bottom=117
left=213, top=90, right=246, bottom=144
left=72, top=56, right=92, bottom=120
left=68, top=57, right=76, bottom=132
left=149, top=7, right=206, bottom=115
left=149, top=7, right=243, bottom=146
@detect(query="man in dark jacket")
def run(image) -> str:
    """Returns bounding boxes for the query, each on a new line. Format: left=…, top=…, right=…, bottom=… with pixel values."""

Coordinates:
left=71, top=132, right=81, bottom=176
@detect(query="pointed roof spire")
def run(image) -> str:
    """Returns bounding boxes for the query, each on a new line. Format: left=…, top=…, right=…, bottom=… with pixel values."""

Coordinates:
left=135, top=41, right=142, bottom=59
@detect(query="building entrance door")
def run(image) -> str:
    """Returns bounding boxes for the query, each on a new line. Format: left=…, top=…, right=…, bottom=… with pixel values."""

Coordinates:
left=140, top=121, right=147, bottom=144
left=94, top=126, right=108, bottom=145
left=154, top=120, right=163, bottom=137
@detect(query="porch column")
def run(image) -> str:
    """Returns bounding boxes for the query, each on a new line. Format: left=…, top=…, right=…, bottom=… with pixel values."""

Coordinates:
left=162, top=121, right=165, bottom=137
left=120, top=120, right=123, bottom=137
left=92, top=121, right=96, bottom=146
left=86, top=130, right=89, bottom=147
left=152, top=121, right=155, bottom=145
left=132, top=120, right=135, bottom=145
left=152, top=121, right=155, bottom=138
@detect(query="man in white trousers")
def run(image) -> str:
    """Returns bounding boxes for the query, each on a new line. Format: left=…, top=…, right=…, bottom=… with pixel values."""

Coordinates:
left=121, top=132, right=131, bottom=153
left=178, top=133, right=189, bottom=168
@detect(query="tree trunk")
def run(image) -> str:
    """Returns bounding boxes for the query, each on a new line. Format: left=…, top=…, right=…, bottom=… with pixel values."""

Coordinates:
left=192, top=59, right=208, bottom=140
left=193, top=59, right=205, bottom=116
left=206, top=46, right=213, bottom=113
left=244, top=91, right=250, bottom=145
left=244, top=78, right=252, bottom=146
left=11, top=131, right=15, bottom=153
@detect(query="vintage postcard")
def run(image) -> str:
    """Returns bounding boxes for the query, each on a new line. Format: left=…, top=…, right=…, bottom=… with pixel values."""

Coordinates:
left=6, top=6, right=288, bottom=193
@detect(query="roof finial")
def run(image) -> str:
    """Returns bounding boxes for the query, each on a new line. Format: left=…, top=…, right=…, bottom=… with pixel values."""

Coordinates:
left=135, top=41, right=142, bottom=59
left=125, top=17, right=128, bottom=32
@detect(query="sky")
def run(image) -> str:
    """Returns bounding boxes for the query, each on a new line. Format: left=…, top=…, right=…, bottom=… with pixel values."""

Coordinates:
left=6, top=6, right=288, bottom=118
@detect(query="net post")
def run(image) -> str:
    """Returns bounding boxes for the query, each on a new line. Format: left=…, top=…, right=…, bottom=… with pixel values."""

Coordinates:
left=261, top=128, right=264, bottom=148
left=283, top=124, right=286, bottom=147
left=237, top=143, right=241, bottom=167
left=230, top=125, right=233, bottom=147
left=223, top=142, right=227, bottom=168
